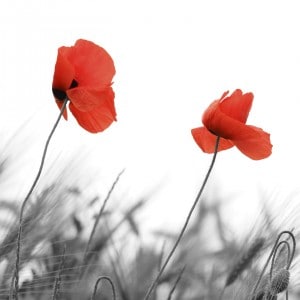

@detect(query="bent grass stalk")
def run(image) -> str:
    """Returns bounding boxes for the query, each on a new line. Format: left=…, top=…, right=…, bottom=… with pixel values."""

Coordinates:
left=10, top=98, right=69, bottom=300
left=143, top=136, right=220, bottom=300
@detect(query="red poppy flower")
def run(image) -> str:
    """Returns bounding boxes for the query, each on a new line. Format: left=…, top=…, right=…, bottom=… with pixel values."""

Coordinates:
left=52, top=39, right=116, bottom=133
left=191, top=89, right=272, bottom=160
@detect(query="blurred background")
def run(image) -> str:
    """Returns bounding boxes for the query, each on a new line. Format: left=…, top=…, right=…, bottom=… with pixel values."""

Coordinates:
left=1, top=0, right=300, bottom=236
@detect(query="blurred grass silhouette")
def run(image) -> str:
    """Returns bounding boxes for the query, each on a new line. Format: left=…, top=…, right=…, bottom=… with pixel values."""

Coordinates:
left=0, top=140, right=300, bottom=299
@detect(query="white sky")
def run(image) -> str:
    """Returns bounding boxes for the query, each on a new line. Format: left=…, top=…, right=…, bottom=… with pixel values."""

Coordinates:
left=1, top=0, right=300, bottom=234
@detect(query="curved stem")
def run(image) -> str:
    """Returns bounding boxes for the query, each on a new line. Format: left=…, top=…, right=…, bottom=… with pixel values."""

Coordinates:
left=251, top=230, right=295, bottom=298
left=10, top=99, right=68, bottom=300
left=91, top=276, right=116, bottom=300
left=269, top=240, right=291, bottom=280
left=286, top=232, right=296, bottom=270
left=143, top=136, right=220, bottom=300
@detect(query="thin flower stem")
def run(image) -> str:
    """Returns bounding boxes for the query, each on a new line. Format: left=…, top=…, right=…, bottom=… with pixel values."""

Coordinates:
left=79, top=169, right=125, bottom=279
left=10, top=98, right=68, bottom=300
left=143, top=136, right=220, bottom=300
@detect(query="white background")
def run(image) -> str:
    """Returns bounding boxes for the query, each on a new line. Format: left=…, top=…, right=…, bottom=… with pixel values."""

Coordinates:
left=1, top=0, right=300, bottom=235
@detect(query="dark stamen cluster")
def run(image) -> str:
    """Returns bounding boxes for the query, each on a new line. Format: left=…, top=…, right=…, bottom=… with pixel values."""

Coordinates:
left=52, top=79, right=78, bottom=101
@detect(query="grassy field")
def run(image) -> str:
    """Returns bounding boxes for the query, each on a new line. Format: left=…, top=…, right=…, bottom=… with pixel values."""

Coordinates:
left=0, top=145, right=298, bottom=300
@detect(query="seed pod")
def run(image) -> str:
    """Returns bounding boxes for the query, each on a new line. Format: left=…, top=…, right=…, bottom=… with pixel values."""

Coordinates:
left=269, top=268, right=290, bottom=294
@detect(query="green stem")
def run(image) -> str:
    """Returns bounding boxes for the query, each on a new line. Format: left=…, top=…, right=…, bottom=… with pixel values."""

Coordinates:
left=143, top=136, right=220, bottom=300
left=10, top=98, right=68, bottom=300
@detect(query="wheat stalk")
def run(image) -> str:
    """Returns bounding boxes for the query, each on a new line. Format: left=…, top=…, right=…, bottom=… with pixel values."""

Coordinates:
left=225, top=237, right=265, bottom=287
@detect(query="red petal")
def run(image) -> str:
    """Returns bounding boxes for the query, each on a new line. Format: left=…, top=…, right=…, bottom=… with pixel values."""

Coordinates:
left=191, top=127, right=234, bottom=153
left=67, top=87, right=114, bottom=112
left=203, top=100, right=255, bottom=140
left=219, top=89, right=253, bottom=123
left=233, top=125, right=272, bottom=160
left=52, top=47, right=75, bottom=91
left=69, top=89, right=116, bottom=133
left=65, top=39, right=115, bottom=89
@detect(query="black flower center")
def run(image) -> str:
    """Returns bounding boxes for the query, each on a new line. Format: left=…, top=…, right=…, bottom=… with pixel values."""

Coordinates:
left=52, top=79, right=78, bottom=101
